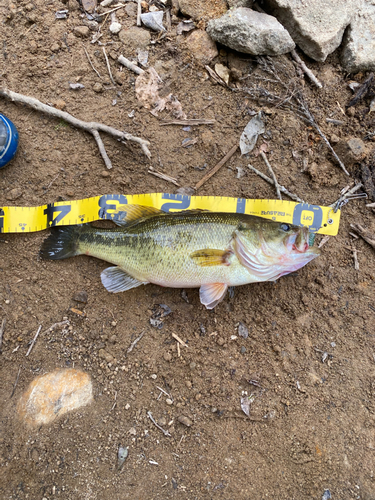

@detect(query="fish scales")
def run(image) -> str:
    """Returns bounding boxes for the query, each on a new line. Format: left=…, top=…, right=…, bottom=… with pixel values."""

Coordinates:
left=75, top=212, right=255, bottom=287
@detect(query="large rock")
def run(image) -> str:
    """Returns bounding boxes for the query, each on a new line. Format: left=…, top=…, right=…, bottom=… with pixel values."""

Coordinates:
left=263, top=0, right=356, bottom=62
left=206, top=8, right=295, bottom=56
left=341, top=0, right=375, bottom=72
left=17, top=368, right=93, bottom=427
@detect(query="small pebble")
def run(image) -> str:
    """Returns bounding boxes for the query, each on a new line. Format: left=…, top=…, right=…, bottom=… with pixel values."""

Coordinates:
left=93, top=82, right=104, bottom=93
left=74, top=26, right=90, bottom=38
left=101, top=171, right=110, bottom=178
left=178, top=415, right=192, bottom=427
left=73, top=290, right=88, bottom=303
left=189, top=362, right=196, bottom=370
left=240, top=346, right=247, bottom=354
left=166, top=398, right=173, bottom=405
left=163, top=352, right=172, bottom=362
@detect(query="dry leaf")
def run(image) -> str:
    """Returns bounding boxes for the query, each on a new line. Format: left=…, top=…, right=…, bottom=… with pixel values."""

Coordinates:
left=135, top=68, right=186, bottom=119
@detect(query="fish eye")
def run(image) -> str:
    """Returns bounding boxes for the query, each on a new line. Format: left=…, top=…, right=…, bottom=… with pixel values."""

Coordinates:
left=280, top=223, right=291, bottom=232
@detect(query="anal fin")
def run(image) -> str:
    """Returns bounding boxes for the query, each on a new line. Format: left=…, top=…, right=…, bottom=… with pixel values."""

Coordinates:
left=191, top=249, right=232, bottom=267
left=101, top=266, right=148, bottom=293
left=199, top=283, right=228, bottom=309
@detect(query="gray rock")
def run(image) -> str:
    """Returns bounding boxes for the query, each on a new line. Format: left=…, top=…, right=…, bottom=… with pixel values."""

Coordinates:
left=227, top=0, right=253, bottom=7
left=262, top=0, right=356, bottom=62
left=341, top=0, right=375, bottom=72
left=206, top=8, right=295, bottom=56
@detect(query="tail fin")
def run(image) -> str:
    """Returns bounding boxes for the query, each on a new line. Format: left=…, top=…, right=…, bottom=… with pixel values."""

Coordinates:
left=40, top=226, right=81, bottom=260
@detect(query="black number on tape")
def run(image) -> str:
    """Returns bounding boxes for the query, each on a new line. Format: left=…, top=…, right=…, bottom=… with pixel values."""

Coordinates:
left=44, top=203, right=72, bottom=227
left=0, top=208, right=4, bottom=233
left=98, top=194, right=128, bottom=220
left=161, top=193, right=191, bottom=212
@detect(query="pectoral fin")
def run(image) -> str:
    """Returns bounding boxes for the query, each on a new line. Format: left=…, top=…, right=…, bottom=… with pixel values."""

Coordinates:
left=199, top=283, right=228, bottom=309
left=191, top=249, right=232, bottom=267
left=101, top=266, right=148, bottom=293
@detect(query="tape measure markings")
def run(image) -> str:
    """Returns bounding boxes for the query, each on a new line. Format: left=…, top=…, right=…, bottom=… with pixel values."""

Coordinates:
left=0, top=193, right=340, bottom=235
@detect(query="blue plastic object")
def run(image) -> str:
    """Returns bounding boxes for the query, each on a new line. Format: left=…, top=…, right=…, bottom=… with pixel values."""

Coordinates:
left=0, top=114, right=19, bottom=168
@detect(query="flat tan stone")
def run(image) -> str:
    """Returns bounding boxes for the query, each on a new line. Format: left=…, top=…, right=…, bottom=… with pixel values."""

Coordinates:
left=17, top=369, right=93, bottom=427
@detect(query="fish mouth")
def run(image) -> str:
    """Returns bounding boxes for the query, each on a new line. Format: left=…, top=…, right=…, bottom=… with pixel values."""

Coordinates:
left=284, top=227, right=321, bottom=264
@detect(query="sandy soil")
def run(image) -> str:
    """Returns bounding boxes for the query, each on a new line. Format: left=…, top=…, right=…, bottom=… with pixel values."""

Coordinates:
left=1, top=1, right=375, bottom=499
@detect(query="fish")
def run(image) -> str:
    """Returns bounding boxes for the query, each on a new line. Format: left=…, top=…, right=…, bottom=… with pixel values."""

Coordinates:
left=40, top=206, right=320, bottom=309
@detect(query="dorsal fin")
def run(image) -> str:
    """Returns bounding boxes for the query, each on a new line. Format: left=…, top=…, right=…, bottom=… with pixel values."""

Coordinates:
left=113, top=204, right=166, bottom=225
left=111, top=205, right=208, bottom=226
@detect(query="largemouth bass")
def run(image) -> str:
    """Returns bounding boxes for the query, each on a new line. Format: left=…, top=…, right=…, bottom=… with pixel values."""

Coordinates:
left=40, top=206, right=320, bottom=309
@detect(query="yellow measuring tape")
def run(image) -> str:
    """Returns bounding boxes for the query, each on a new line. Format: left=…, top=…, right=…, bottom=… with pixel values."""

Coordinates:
left=0, top=193, right=340, bottom=235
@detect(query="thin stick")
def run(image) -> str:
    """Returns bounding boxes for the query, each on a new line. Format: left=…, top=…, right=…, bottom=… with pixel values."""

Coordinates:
left=0, top=87, right=151, bottom=163
left=83, top=46, right=101, bottom=79
left=290, top=49, right=322, bottom=89
left=318, top=235, right=330, bottom=248
left=350, top=223, right=375, bottom=249
left=127, top=330, right=145, bottom=353
left=43, top=320, right=70, bottom=334
left=137, top=0, right=142, bottom=26
left=148, top=167, right=179, bottom=186
left=160, top=119, right=215, bottom=126
left=156, top=386, right=172, bottom=399
left=326, top=118, right=344, bottom=125
left=92, top=129, right=113, bottom=169
left=102, top=46, right=116, bottom=86
left=330, top=183, right=363, bottom=208
left=147, top=411, right=171, bottom=437
left=260, top=151, right=282, bottom=200
left=0, top=318, right=5, bottom=352
left=118, top=55, right=144, bottom=75
left=102, top=4, right=129, bottom=15
left=195, top=144, right=238, bottom=190
left=10, top=366, right=21, bottom=398
left=171, top=333, right=188, bottom=348
left=26, top=325, right=42, bottom=357
left=248, top=164, right=304, bottom=202
left=177, top=342, right=180, bottom=357
left=353, top=248, right=359, bottom=270
left=366, top=202, right=375, bottom=208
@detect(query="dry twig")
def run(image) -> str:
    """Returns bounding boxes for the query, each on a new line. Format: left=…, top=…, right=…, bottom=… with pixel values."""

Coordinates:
left=137, top=0, right=142, bottom=26
left=350, top=223, right=375, bottom=249
left=195, top=144, right=238, bottom=190
left=102, top=46, right=116, bottom=86
left=83, top=45, right=101, bottom=78
left=118, top=55, right=144, bottom=75
left=147, top=411, right=171, bottom=437
left=290, top=49, right=322, bottom=89
left=0, top=88, right=151, bottom=167
left=10, top=366, right=21, bottom=398
left=0, top=318, right=5, bottom=352
left=248, top=164, right=304, bottom=202
left=160, top=119, right=215, bottom=126
left=171, top=333, right=188, bottom=348
left=330, top=183, right=363, bottom=209
left=260, top=151, right=282, bottom=200
left=148, top=166, right=179, bottom=186
left=127, top=330, right=145, bottom=354
left=26, top=325, right=42, bottom=357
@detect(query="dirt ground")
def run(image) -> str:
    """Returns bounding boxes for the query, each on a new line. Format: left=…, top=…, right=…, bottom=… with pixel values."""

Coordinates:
left=1, top=1, right=375, bottom=499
